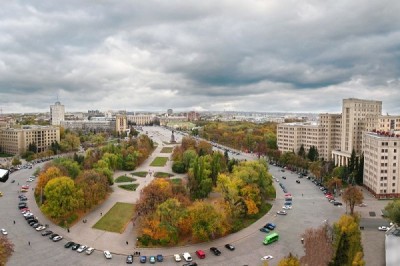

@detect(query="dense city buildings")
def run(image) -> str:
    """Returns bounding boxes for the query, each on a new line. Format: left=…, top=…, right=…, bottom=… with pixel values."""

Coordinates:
left=50, top=101, right=65, bottom=126
left=277, top=97, right=400, bottom=198
left=0, top=125, right=60, bottom=155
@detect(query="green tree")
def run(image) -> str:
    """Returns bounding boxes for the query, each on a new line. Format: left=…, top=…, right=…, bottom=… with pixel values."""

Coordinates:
left=384, top=200, right=400, bottom=225
left=52, top=157, right=81, bottom=179
left=298, top=144, right=306, bottom=158
left=182, top=149, right=197, bottom=172
left=0, top=235, right=14, bottom=266
left=41, top=176, right=83, bottom=219
left=355, top=154, right=364, bottom=185
left=342, top=186, right=364, bottom=215
left=172, top=161, right=186, bottom=173
left=210, top=152, right=224, bottom=186
left=11, top=157, right=21, bottom=166
left=307, top=146, right=319, bottom=161
left=188, top=156, right=212, bottom=199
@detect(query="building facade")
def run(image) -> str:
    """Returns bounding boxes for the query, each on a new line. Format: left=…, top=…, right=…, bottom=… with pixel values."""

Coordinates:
left=127, top=114, right=156, bottom=126
left=363, top=131, right=400, bottom=199
left=115, top=114, right=127, bottom=134
left=0, top=125, right=60, bottom=155
left=50, top=101, right=65, bottom=126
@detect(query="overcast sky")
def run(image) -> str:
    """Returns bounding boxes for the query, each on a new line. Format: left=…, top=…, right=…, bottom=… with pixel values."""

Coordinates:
left=1, top=1, right=400, bottom=114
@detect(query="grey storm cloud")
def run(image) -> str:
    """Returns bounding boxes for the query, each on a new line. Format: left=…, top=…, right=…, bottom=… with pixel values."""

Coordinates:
left=0, top=0, right=400, bottom=113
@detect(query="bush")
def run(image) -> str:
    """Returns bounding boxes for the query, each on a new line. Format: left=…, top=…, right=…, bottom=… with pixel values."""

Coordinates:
left=115, top=175, right=136, bottom=183
left=118, top=184, right=139, bottom=191
left=172, top=161, right=186, bottom=173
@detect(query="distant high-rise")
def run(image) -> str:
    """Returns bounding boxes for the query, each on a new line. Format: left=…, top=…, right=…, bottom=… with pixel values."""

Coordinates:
left=50, top=101, right=65, bottom=126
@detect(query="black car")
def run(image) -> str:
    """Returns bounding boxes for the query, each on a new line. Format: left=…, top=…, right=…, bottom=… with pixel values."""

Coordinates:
left=225, top=244, right=235, bottom=251
left=18, top=204, right=27, bottom=209
left=140, top=256, right=147, bottom=263
left=49, top=233, right=58, bottom=239
left=71, top=243, right=80, bottom=250
left=32, top=223, right=40, bottom=228
left=183, top=262, right=198, bottom=266
left=28, top=220, right=36, bottom=226
left=42, top=230, right=53, bottom=236
left=126, top=254, right=133, bottom=264
left=64, top=241, right=75, bottom=248
left=282, top=176, right=286, bottom=179
left=210, top=247, right=221, bottom=256
left=296, top=180, right=300, bottom=184
left=333, top=201, right=343, bottom=206
left=156, top=254, right=163, bottom=262
left=19, top=198, right=28, bottom=201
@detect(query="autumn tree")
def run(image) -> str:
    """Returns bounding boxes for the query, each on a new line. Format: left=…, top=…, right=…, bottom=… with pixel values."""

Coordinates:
left=300, top=224, right=333, bottom=266
left=35, top=166, right=64, bottom=200
left=326, top=177, right=343, bottom=195
left=342, top=185, right=363, bottom=215
left=41, top=176, right=83, bottom=219
left=189, top=201, right=227, bottom=241
left=182, top=149, right=197, bottom=172
left=135, top=179, right=174, bottom=216
left=278, top=253, right=300, bottom=266
left=209, top=151, right=225, bottom=186
left=196, top=140, right=213, bottom=156
left=330, top=215, right=364, bottom=266
left=59, top=132, right=80, bottom=152
left=0, top=235, right=14, bottom=266
left=384, top=199, right=400, bottom=225
left=75, top=170, right=110, bottom=211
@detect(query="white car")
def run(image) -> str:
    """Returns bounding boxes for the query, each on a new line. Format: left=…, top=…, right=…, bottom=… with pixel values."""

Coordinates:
left=182, top=252, right=192, bottom=262
left=282, top=205, right=292, bottom=210
left=1, top=229, right=7, bottom=235
left=77, top=245, right=87, bottom=253
left=261, top=255, right=274, bottom=261
left=277, top=210, right=287, bottom=215
left=86, top=247, right=94, bottom=255
left=36, top=225, right=46, bottom=231
left=52, top=235, right=63, bottom=242
left=104, top=250, right=112, bottom=259
left=378, top=226, right=389, bottom=231
left=174, top=254, right=182, bottom=262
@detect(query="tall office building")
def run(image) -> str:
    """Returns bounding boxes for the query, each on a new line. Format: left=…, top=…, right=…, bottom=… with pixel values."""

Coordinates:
left=50, top=101, right=65, bottom=126
left=332, top=98, right=382, bottom=166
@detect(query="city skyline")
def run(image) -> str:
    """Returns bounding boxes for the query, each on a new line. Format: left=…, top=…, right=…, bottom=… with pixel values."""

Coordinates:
left=1, top=1, right=400, bottom=114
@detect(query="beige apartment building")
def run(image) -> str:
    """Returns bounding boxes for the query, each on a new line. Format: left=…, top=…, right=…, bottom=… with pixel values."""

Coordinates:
left=363, top=131, right=400, bottom=199
left=0, top=125, right=60, bottom=155
left=277, top=113, right=341, bottom=161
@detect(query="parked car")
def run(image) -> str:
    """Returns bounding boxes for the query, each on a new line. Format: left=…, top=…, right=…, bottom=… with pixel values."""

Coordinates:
left=225, top=243, right=235, bottom=251
left=182, top=252, right=192, bottom=261
left=156, top=254, right=163, bottom=262
left=52, top=235, right=63, bottom=242
left=71, top=243, right=80, bottom=250
left=296, top=180, right=300, bottom=184
left=41, top=230, right=52, bottom=236
left=277, top=210, right=287, bottom=215
left=260, top=227, right=270, bottom=233
left=140, top=255, right=147, bottom=263
left=195, top=249, right=206, bottom=259
left=49, top=233, right=58, bottom=239
left=183, top=263, right=198, bottom=266
left=210, top=247, right=221, bottom=256
left=265, top=223, right=276, bottom=230
left=282, top=205, right=292, bottom=210
left=359, top=203, right=368, bottom=207
left=126, top=254, right=133, bottom=264
left=64, top=241, right=75, bottom=248
left=333, top=201, right=343, bottom=206
left=104, top=250, right=112, bottom=259
left=261, top=255, right=274, bottom=261
left=282, top=176, right=286, bottom=179
left=378, top=226, right=389, bottom=231
left=174, top=254, right=182, bottom=262
left=77, top=245, right=87, bottom=253
left=0, top=229, right=7, bottom=235
left=86, top=247, right=94, bottom=255
left=36, top=225, right=46, bottom=231
left=149, top=256, right=156, bottom=264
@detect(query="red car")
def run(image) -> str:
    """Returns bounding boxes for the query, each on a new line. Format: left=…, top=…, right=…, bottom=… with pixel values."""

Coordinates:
left=196, top=250, right=206, bottom=259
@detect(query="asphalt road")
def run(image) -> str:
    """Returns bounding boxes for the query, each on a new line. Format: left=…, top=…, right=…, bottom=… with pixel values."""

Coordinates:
left=0, top=126, right=388, bottom=266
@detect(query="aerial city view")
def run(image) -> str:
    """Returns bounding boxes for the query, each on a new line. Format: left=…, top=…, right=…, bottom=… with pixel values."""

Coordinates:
left=1, top=1, right=400, bottom=266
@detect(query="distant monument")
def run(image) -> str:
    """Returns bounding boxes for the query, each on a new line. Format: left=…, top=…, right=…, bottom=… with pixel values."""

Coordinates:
left=170, top=130, right=176, bottom=143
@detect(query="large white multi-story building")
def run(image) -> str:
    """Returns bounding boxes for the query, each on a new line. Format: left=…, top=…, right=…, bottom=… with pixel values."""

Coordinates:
left=127, top=114, right=156, bottom=126
left=363, top=131, right=400, bottom=199
left=50, top=101, right=65, bottom=126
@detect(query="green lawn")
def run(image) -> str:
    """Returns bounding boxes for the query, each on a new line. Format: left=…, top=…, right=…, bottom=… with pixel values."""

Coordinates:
left=150, top=157, right=168, bottom=167
left=160, top=147, right=174, bottom=153
left=115, top=175, right=137, bottom=183
left=154, top=172, right=174, bottom=178
left=118, top=184, right=139, bottom=191
left=92, top=202, right=135, bottom=233
left=131, top=171, right=147, bottom=178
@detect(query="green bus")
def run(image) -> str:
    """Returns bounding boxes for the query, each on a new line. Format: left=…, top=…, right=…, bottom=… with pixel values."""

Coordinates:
left=263, top=232, right=279, bottom=245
